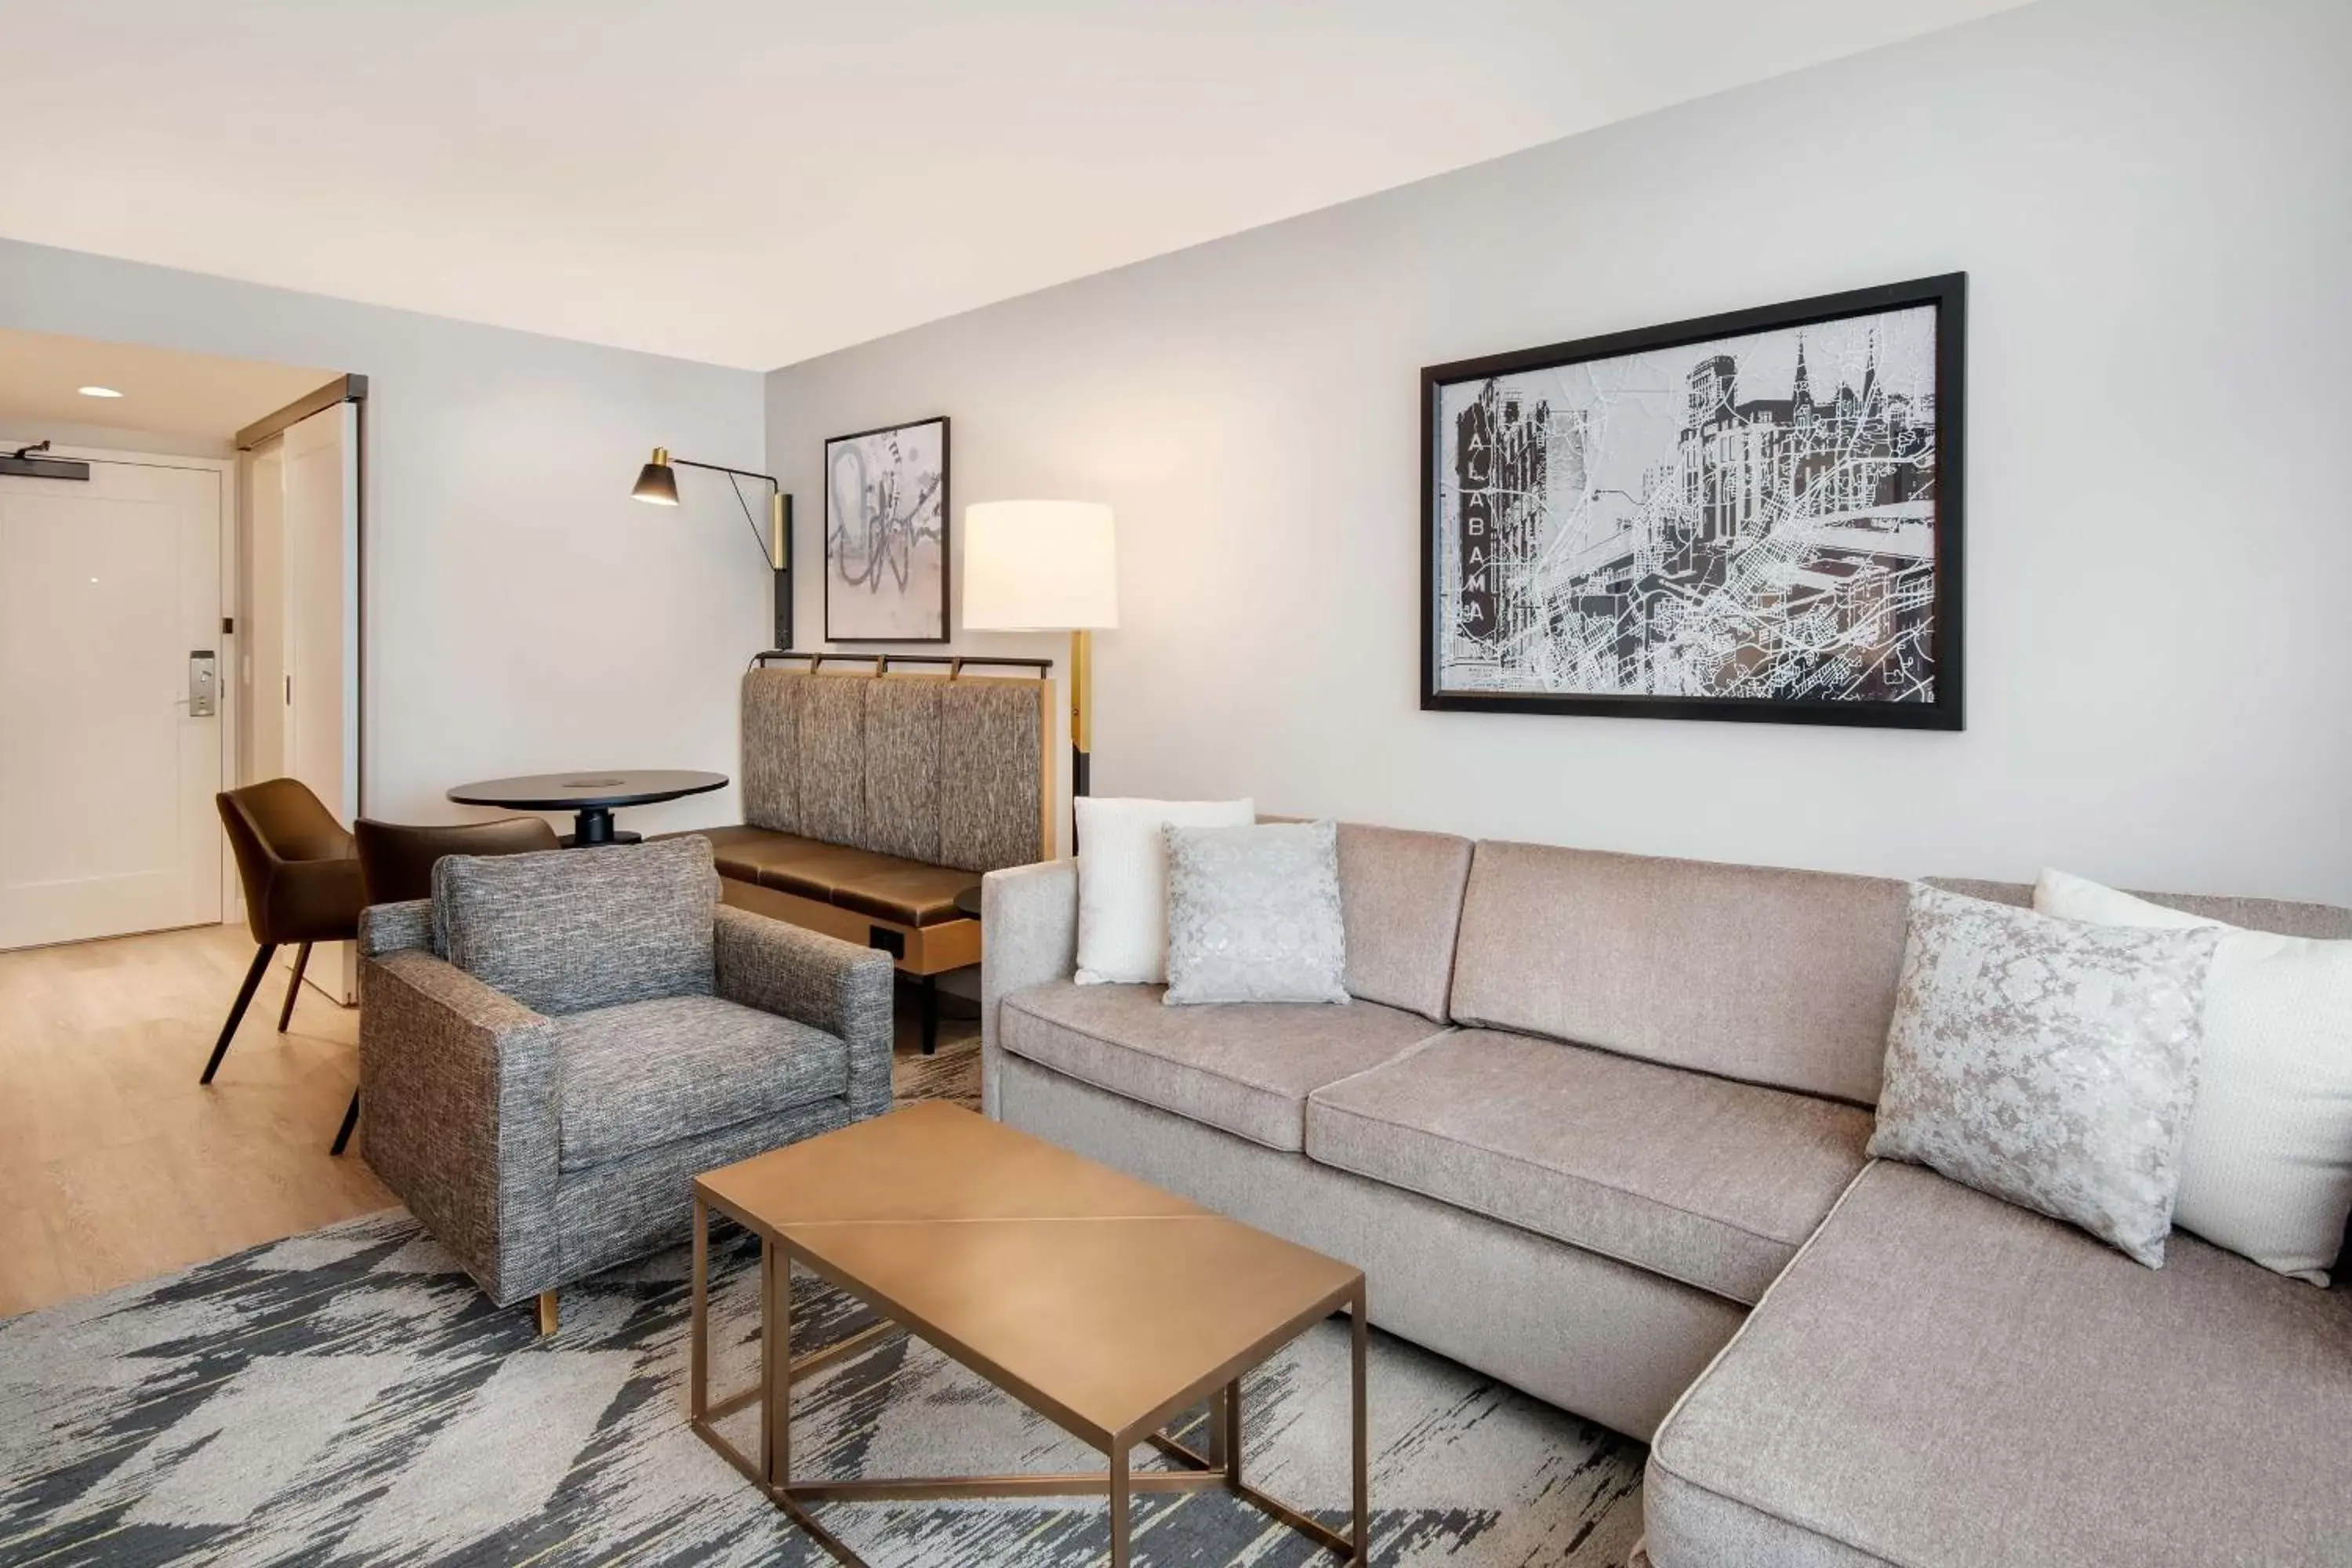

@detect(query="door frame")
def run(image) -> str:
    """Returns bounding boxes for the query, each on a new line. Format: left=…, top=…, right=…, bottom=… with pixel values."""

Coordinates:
left=38, top=445, right=241, bottom=924
left=235, top=374, right=367, bottom=824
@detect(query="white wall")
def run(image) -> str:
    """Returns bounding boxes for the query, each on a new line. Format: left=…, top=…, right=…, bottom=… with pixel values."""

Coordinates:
left=0, top=237, right=769, bottom=837
left=764, top=0, right=2352, bottom=902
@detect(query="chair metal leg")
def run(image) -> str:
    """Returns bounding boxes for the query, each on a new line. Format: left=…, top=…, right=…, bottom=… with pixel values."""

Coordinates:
left=330, top=1089, right=359, bottom=1156
left=278, top=941, right=312, bottom=1032
left=920, top=974, right=938, bottom=1056
left=538, top=1290, right=560, bottom=1336
left=201, top=942, right=276, bottom=1084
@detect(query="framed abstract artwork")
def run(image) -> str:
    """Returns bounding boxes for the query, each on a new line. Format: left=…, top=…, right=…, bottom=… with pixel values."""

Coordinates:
left=824, top=415, right=950, bottom=642
left=1421, top=274, right=1965, bottom=729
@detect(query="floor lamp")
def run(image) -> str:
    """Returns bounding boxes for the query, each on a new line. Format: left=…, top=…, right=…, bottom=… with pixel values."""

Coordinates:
left=961, top=501, right=1119, bottom=833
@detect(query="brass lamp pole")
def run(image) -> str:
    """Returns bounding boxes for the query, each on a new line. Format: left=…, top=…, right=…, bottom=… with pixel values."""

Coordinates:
left=633, top=447, right=796, bottom=651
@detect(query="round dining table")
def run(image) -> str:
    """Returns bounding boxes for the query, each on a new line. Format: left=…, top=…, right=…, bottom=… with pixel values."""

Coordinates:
left=446, top=769, right=728, bottom=848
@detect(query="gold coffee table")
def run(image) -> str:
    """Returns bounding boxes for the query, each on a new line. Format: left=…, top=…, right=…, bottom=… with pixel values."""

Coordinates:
left=688, top=1101, right=1368, bottom=1566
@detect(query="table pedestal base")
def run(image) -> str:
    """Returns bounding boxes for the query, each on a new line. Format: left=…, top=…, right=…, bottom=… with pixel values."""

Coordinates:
left=563, top=805, right=641, bottom=848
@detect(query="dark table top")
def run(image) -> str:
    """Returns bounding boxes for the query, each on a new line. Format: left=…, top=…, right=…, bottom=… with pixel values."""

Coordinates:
left=447, top=769, right=728, bottom=811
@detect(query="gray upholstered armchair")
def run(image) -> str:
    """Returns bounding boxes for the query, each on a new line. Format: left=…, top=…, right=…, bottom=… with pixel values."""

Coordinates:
left=357, top=835, right=893, bottom=1330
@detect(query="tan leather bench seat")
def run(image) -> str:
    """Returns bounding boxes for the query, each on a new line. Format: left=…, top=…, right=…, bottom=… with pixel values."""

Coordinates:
left=688, top=826, right=975, bottom=927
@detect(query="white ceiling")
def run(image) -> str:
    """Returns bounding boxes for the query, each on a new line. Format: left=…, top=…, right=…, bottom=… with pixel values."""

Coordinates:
left=0, top=327, right=336, bottom=440
left=0, top=1, right=2031, bottom=371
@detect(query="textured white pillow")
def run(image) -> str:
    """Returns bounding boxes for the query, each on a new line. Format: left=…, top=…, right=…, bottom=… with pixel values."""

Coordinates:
left=2037, top=867, right=2352, bottom=1285
left=1073, top=797, right=1254, bottom=985
left=1163, top=820, right=1350, bottom=1005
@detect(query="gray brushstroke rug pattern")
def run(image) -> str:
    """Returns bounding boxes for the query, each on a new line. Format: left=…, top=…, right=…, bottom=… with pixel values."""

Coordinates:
left=0, top=1159, right=1645, bottom=1565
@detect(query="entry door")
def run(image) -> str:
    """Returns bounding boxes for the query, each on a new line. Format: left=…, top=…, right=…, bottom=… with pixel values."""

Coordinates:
left=0, top=456, right=225, bottom=949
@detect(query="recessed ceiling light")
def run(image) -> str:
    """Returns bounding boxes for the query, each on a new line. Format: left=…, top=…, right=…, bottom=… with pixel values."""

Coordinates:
left=78, top=386, right=123, bottom=398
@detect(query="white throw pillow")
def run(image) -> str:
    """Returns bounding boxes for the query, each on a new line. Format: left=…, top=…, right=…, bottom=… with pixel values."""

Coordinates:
left=1073, top=797, right=1254, bottom=985
left=2037, top=867, right=2352, bottom=1285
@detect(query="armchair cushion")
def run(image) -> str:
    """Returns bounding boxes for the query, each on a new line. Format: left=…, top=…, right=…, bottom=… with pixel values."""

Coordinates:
left=554, top=994, right=848, bottom=1171
left=435, top=836, right=720, bottom=1015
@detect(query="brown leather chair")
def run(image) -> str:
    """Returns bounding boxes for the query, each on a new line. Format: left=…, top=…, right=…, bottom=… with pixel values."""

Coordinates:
left=339, top=815, right=561, bottom=1153
left=206, top=779, right=366, bottom=1094
left=354, top=815, right=561, bottom=905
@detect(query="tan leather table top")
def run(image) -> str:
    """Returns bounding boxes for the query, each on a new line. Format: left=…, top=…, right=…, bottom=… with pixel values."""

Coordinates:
left=695, top=1102, right=1362, bottom=1448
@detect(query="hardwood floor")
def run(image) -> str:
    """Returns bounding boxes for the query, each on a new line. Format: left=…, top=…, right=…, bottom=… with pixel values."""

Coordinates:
left=0, top=923, right=388, bottom=1317
left=0, top=923, right=983, bottom=1319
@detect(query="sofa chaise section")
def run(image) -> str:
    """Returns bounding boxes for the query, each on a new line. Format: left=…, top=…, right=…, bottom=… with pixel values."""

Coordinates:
left=1644, top=1160, right=2352, bottom=1568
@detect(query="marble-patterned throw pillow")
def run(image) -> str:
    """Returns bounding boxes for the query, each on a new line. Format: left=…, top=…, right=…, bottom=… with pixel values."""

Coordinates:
left=1162, top=820, right=1349, bottom=1006
left=1868, top=884, right=2221, bottom=1267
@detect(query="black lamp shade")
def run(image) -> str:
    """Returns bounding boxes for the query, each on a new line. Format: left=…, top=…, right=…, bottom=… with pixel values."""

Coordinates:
left=632, top=448, right=680, bottom=506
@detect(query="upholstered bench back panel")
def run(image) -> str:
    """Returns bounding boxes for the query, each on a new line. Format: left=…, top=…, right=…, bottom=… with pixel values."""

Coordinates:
left=795, top=675, right=869, bottom=847
left=938, top=681, right=1051, bottom=873
left=865, top=678, right=944, bottom=864
left=740, top=667, right=1047, bottom=876
left=1449, top=841, right=1911, bottom=1106
left=742, top=670, right=802, bottom=833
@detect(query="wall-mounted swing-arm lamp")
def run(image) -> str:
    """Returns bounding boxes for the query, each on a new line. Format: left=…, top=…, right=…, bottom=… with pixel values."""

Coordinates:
left=631, top=447, right=796, bottom=651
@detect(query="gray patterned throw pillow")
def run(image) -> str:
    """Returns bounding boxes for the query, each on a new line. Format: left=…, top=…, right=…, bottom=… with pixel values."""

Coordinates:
left=1162, top=820, right=1349, bottom=1006
left=1869, top=883, right=2221, bottom=1267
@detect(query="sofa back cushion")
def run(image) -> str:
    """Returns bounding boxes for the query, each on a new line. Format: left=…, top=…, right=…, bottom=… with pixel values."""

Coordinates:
left=740, top=666, right=1047, bottom=874
left=1926, top=877, right=2352, bottom=940
left=1336, top=822, right=1474, bottom=1021
left=1450, top=840, right=1908, bottom=1105
left=435, top=835, right=718, bottom=1016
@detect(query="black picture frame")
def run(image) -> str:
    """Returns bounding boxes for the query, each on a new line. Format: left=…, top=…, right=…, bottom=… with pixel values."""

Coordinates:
left=1420, top=274, right=1965, bottom=730
left=823, top=414, right=952, bottom=644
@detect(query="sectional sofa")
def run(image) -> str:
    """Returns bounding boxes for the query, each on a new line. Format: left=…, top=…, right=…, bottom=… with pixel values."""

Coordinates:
left=979, top=825, right=2352, bottom=1568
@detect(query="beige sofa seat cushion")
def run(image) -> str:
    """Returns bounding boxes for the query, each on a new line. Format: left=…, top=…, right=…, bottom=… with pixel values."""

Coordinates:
left=1450, top=841, right=1908, bottom=1105
left=1306, top=1029, right=1873, bottom=1303
left=1645, top=1161, right=2352, bottom=1568
left=998, top=981, right=1444, bottom=1151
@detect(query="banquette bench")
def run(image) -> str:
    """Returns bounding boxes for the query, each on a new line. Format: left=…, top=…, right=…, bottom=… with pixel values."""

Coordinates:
left=667, top=656, right=1052, bottom=1050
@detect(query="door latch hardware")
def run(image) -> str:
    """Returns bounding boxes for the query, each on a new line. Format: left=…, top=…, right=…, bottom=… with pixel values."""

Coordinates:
left=187, top=650, right=218, bottom=717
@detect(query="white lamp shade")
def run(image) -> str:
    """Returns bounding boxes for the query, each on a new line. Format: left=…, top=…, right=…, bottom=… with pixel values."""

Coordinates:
left=961, top=500, right=1120, bottom=630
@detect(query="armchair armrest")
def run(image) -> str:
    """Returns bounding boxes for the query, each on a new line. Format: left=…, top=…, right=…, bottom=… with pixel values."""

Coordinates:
left=980, top=858, right=1078, bottom=1118
left=358, top=948, right=561, bottom=1305
left=713, top=904, right=895, bottom=1119
left=358, top=898, right=434, bottom=958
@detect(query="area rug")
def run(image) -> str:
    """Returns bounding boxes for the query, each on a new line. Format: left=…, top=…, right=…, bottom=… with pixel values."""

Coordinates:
left=0, top=1157, right=1646, bottom=1567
